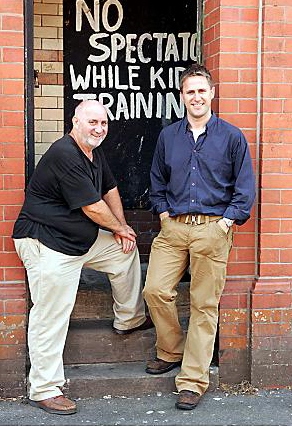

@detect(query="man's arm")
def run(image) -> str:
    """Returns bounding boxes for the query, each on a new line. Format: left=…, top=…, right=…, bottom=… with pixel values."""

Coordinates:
left=149, top=134, right=170, bottom=215
left=82, top=187, right=137, bottom=253
left=223, top=134, right=256, bottom=225
left=103, top=187, right=137, bottom=253
left=82, top=196, right=136, bottom=241
left=102, top=187, right=127, bottom=225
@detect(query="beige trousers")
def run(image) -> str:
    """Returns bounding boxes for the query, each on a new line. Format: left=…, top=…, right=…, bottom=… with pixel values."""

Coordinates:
left=143, top=218, right=233, bottom=395
left=14, top=229, right=145, bottom=401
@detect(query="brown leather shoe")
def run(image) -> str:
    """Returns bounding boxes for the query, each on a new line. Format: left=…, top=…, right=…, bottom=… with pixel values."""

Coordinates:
left=28, top=395, right=77, bottom=415
left=113, top=316, right=154, bottom=335
left=145, top=357, right=182, bottom=374
left=175, top=390, right=201, bottom=410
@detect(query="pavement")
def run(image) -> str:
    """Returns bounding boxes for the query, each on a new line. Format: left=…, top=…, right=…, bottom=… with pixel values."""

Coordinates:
left=0, top=387, right=292, bottom=426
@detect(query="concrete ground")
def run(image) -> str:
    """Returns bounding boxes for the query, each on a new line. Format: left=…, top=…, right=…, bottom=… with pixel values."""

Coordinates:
left=0, top=387, right=292, bottom=426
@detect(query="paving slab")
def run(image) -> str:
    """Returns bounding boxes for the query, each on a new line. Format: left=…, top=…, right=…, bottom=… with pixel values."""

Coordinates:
left=0, top=388, right=292, bottom=426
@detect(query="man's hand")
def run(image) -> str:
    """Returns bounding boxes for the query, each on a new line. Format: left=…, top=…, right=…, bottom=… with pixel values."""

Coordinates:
left=159, top=211, right=170, bottom=221
left=114, top=233, right=137, bottom=254
left=217, top=218, right=229, bottom=234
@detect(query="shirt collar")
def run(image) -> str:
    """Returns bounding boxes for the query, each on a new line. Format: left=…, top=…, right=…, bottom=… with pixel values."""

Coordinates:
left=184, top=111, right=217, bottom=133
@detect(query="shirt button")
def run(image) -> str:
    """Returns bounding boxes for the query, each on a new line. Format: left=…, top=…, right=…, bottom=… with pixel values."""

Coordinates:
left=192, top=183, right=195, bottom=186
left=192, top=167, right=195, bottom=170
left=191, top=199, right=194, bottom=203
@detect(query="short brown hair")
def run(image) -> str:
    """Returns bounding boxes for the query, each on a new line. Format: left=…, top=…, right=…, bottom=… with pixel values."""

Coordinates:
left=179, top=63, right=214, bottom=92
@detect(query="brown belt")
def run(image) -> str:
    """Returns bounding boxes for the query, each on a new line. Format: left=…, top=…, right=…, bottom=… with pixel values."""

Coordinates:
left=170, top=214, right=222, bottom=225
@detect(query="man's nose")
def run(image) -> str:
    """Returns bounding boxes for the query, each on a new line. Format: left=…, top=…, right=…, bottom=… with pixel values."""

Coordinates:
left=194, top=91, right=201, bottom=100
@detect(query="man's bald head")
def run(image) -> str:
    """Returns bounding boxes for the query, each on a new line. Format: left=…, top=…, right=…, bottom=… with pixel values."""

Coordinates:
left=74, top=100, right=107, bottom=119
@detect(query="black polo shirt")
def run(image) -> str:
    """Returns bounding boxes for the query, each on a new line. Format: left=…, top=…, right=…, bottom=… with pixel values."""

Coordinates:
left=12, top=134, right=117, bottom=255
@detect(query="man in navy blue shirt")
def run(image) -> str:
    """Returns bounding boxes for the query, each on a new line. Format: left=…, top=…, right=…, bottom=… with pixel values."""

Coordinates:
left=143, top=64, right=256, bottom=410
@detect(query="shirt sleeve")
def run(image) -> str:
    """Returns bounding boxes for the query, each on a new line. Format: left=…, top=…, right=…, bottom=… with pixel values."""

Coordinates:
left=223, top=132, right=256, bottom=225
left=59, top=164, right=101, bottom=210
left=149, top=131, right=170, bottom=214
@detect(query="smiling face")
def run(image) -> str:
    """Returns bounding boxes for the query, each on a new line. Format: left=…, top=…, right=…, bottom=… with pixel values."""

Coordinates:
left=72, top=101, right=108, bottom=151
left=180, top=75, right=215, bottom=124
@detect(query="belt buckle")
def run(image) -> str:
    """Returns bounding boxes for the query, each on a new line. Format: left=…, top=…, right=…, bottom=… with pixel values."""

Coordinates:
left=191, top=214, right=203, bottom=225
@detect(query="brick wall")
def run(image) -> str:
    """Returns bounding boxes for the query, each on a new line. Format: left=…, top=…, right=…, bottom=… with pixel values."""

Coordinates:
left=0, top=0, right=27, bottom=397
left=250, top=0, right=292, bottom=388
left=204, top=0, right=259, bottom=384
left=1, top=0, right=292, bottom=397
left=34, top=0, right=63, bottom=164
left=204, top=0, right=292, bottom=388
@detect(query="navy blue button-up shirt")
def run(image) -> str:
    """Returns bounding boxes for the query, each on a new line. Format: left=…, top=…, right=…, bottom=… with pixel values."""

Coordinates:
left=149, top=113, right=256, bottom=225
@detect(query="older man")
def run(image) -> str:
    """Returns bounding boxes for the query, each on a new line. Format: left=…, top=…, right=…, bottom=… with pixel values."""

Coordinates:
left=12, top=100, right=152, bottom=415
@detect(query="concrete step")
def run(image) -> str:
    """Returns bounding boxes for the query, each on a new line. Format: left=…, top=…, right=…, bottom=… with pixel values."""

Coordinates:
left=71, top=265, right=191, bottom=320
left=64, top=319, right=156, bottom=365
left=64, top=361, right=219, bottom=398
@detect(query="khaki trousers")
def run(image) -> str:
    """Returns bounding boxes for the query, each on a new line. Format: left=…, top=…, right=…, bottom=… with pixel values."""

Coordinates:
left=143, top=217, right=233, bottom=395
left=14, top=229, right=145, bottom=401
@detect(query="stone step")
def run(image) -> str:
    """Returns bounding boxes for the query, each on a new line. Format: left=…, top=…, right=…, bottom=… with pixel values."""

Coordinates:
left=64, top=361, right=219, bottom=398
left=64, top=319, right=156, bottom=365
left=71, top=265, right=191, bottom=320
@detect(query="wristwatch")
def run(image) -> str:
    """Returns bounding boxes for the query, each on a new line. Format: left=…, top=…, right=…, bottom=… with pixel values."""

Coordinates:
left=222, top=217, right=234, bottom=227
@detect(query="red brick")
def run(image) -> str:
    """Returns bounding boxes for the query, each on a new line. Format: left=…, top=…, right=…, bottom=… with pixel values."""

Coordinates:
left=3, top=48, right=24, bottom=63
left=220, top=23, right=258, bottom=38
left=38, top=73, right=58, bottom=85
left=0, top=253, right=23, bottom=267
left=4, top=175, right=25, bottom=190
left=3, top=236, right=16, bottom=251
left=2, top=144, right=25, bottom=159
left=220, top=295, right=240, bottom=309
left=261, top=174, right=292, bottom=189
left=252, top=293, right=291, bottom=309
left=240, top=8, right=258, bottom=21
left=260, top=220, right=280, bottom=233
left=252, top=323, right=291, bottom=337
left=264, top=5, right=285, bottom=22
left=34, top=50, right=58, bottom=62
left=238, top=99, right=256, bottom=113
left=0, top=344, right=26, bottom=360
left=0, top=64, right=24, bottom=80
left=281, top=220, right=292, bottom=233
left=2, top=80, right=24, bottom=96
left=2, top=16, right=23, bottom=31
left=0, top=222, right=15, bottom=237
left=0, top=32, right=24, bottom=48
left=0, top=1, right=23, bottom=13
left=261, top=234, right=292, bottom=248
left=4, top=206, right=22, bottom=221
left=220, top=8, right=240, bottom=21
left=264, top=22, right=292, bottom=37
left=0, top=127, right=24, bottom=143
left=261, top=263, right=292, bottom=276
left=0, top=158, right=24, bottom=174
left=259, top=249, right=280, bottom=263
left=227, top=262, right=255, bottom=275
left=5, top=300, right=26, bottom=315
left=4, top=267, right=25, bottom=282
left=0, top=328, right=26, bottom=345
left=0, top=96, right=24, bottom=111
left=220, top=336, right=247, bottom=349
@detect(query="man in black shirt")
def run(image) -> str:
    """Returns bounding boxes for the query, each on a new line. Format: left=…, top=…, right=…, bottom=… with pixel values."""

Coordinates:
left=143, top=64, right=256, bottom=410
left=12, top=100, right=152, bottom=415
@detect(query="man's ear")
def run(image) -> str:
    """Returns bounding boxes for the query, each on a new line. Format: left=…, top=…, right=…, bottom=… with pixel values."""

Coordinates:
left=211, top=86, right=215, bottom=99
left=72, top=116, right=79, bottom=128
